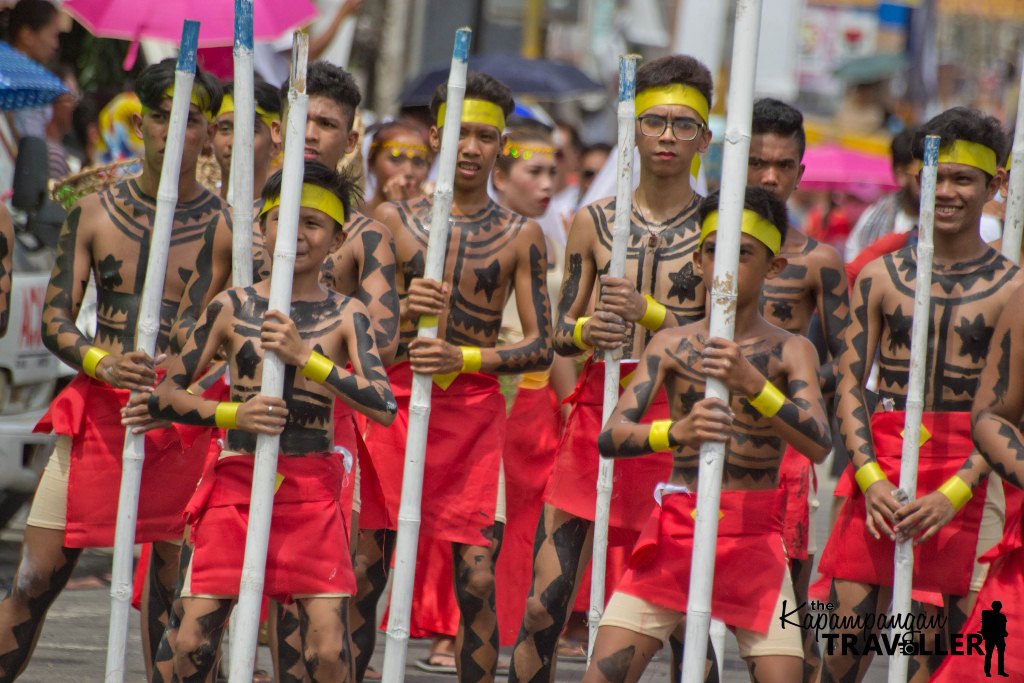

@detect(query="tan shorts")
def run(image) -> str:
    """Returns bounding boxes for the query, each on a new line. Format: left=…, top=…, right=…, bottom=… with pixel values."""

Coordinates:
left=970, top=475, right=1005, bottom=593
left=26, top=436, right=71, bottom=531
left=495, top=462, right=507, bottom=525
left=352, top=457, right=361, bottom=515
left=808, top=472, right=820, bottom=556
left=600, top=572, right=804, bottom=659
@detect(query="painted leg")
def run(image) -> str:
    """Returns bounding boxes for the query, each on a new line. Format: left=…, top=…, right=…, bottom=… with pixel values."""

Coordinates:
left=297, top=596, right=353, bottom=683
left=581, top=626, right=664, bottom=683
left=173, top=597, right=231, bottom=682
left=790, top=556, right=821, bottom=683
left=350, top=528, right=394, bottom=681
left=151, top=540, right=193, bottom=683
left=143, top=541, right=182, bottom=679
left=453, top=523, right=503, bottom=683
left=821, top=580, right=887, bottom=683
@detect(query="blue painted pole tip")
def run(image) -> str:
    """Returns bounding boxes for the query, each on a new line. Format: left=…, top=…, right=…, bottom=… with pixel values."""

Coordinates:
left=923, top=135, right=940, bottom=167
left=234, top=0, right=254, bottom=50
left=177, top=21, right=200, bottom=71
left=453, top=28, right=472, bottom=62
left=617, top=55, right=639, bottom=102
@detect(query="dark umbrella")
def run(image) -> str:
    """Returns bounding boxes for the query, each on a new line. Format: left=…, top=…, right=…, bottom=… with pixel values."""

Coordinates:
left=400, top=52, right=603, bottom=105
left=0, top=42, right=68, bottom=111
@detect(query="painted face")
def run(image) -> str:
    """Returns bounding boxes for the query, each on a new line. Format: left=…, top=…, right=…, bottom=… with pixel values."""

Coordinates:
left=431, top=120, right=503, bottom=192
left=494, top=147, right=557, bottom=218
left=634, top=103, right=711, bottom=179
left=261, top=203, right=344, bottom=274
left=748, top=133, right=805, bottom=202
left=371, top=131, right=431, bottom=198
left=212, top=112, right=276, bottom=180
left=928, top=162, right=1000, bottom=237
left=137, top=97, right=210, bottom=176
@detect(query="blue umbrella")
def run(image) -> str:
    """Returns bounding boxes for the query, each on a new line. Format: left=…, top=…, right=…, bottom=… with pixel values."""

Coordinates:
left=400, top=52, right=603, bottom=106
left=0, top=42, right=68, bottom=111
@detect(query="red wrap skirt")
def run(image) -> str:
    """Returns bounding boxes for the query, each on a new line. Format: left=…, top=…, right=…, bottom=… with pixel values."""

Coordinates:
left=817, top=411, right=987, bottom=597
left=543, top=360, right=672, bottom=534
left=33, top=373, right=211, bottom=548
left=616, top=488, right=787, bottom=634
left=779, top=445, right=816, bottom=560
left=362, top=361, right=506, bottom=546
left=184, top=452, right=355, bottom=602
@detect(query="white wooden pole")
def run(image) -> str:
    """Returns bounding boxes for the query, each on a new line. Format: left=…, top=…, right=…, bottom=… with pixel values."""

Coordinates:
left=587, top=54, right=638, bottom=663
left=380, top=27, right=471, bottom=683
left=226, top=31, right=309, bottom=683
left=680, top=1, right=763, bottom=681
left=231, top=0, right=255, bottom=288
left=103, top=21, right=200, bottom=683
left=1000, top=61, right=1024, bottom=265
left=887, top=134, right=939, bottom=683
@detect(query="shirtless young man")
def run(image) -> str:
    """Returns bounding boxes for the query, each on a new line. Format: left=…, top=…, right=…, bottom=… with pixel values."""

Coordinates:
left=143, top=160, right=396, bottom=683
left=364, top=71, right=553, bottom=682
left=0, top=59, right=227, bottom=681
left=746, top=98, right=850, bottom=681
left=817, top=108, right=1024, bottom=683
left=509, top=54, right=712, bottom=683
left=585, top=187, right=830, bottom=683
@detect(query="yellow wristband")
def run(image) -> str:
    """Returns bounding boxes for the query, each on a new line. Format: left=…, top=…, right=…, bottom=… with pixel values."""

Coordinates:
left=215, top=402, right=241, bottom=430
left=937, top=475, right=973, bottom=512
left=301, top=350, right=335, bottom=384
left=460, top=346, right=482, bottom=373
left=855, top=462, right=888, bottom=494
left=82, top=347, right=110, bottom=380
left=638, top=295, right=667, bottom=331
left=648, top=419, right=673, bottom=452
left=573, top=316, right=593, bottom=350
left=748, top=380, right=785, bottom=418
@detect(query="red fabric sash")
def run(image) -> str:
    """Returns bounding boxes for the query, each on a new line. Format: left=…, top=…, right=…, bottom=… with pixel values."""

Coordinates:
left=616, top=488, right=787, bottom=634
left=543, top=359, right=672, bottom=535
left=361, top=361, right=506, bottom=546
left=818, top=411, right=986, bottom=597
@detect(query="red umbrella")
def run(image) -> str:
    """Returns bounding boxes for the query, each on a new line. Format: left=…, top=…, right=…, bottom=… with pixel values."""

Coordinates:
left=800, top=144, right=898, bottom=194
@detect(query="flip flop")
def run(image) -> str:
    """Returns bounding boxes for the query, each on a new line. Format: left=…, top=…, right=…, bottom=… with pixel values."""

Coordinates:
left=414, top=654, right=457, bottom=674
left=557, top=637, right=588, bottom=662
left=363, top=665, right=382, bottom=680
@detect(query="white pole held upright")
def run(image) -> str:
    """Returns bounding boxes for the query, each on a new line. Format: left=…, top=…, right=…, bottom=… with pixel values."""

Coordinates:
left=888, top=134, right=939, bottom=683
left=226, top=31, right=309, bottom=683
left=103, top=21, right=200, bottom=683
left=588, top=53, right=638, bottom=662
left=381, top=27, right=472, bottom=683
left=1001, top=64, right=1024, bottom=264
left=231, top=0, right=255, bottom=287
left=680, top=1, right=763, bottom=681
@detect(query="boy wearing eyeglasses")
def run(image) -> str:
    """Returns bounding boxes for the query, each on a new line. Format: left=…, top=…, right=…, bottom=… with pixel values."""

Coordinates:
left=509, top=54, right=713, bottom=682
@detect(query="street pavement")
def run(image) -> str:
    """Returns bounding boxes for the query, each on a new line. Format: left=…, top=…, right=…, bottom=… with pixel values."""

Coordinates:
left=0, top=462, right=888, bottom=682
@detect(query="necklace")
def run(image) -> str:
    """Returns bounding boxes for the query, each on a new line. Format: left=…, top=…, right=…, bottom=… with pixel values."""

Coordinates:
left=633, top=191, right=698, bottom=249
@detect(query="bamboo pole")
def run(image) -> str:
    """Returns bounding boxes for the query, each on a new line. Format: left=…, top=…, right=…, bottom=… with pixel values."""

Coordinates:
left=226, top=31, right=309, bottom=683
left=679, top=1, right=763, bottom=681
left=381, top=27, right=471, bottom=683
left=887, top=134, right=939, bottom=683
left=230, top=0, right=255, bottom=288
left=103, top=21, right=200, bottom=683
left=1001, top=65, right=1024, bottom=264
left=587, top=54, right=638, bottom=662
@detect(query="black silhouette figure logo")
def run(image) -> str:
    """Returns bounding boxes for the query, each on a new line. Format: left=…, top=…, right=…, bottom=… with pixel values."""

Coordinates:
left=980, top=601, right=1009, bottom=677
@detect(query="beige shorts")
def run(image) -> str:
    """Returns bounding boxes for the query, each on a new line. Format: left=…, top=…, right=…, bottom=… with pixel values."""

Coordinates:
left=970, top=475, right=1005, bottom=593
left=26, top=436, right=71, bottom=531
left=600, top=572, right=804, bottom=659
left=495, top=462, right=507, bottom=525
left=808, top=472, right=820, bottom=556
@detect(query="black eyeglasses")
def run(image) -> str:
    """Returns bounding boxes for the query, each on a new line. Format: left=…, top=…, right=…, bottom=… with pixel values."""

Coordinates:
left=637, top=115, right=704, bottom=141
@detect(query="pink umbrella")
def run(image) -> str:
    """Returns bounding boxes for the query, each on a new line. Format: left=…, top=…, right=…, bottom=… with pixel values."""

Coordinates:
left=800, top=144, right=898, bottom=198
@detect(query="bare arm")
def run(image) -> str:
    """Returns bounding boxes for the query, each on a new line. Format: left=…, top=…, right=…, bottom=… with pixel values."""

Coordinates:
left=813, top=243, right=851, bottom=397
left=773, top=336, right=833, bottom=462
left=42, top=202, right=93, bottom=367
left=0, top=204, right=12, bottom=337
left=169, top=212, right=232, bottom=353
left=308, top=0, right=362, bottom=60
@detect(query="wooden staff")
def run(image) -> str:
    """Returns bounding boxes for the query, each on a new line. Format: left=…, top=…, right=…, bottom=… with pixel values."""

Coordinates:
left=231, top=0, right=255, bottom=287
left=1001, top=70, right=1024, bottom=264
left=380, top=27, right=472, bottom=683
left=888, top=134, right=939, bottom=682
left=103, top=21, right=200, bottom=682
left=226, top=31, right=309, bottom=683
left=679, top=1, right=763, bottom=680
left=588, top=53, right=638, bottom=660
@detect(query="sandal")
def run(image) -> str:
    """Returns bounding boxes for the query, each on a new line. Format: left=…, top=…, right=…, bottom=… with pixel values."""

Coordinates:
left=414, top=653, right=457, bottom=674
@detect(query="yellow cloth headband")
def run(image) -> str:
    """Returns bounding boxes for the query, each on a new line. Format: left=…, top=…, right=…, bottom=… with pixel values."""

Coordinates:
left=937, top=139, right=998, bottom=176
left=698, top=209, right=782, bottom=256
left=216, top=94, right=280, bottom=129
left=160, top=85, right=214, bottom=121
left=635, top=83, right=710, bottom=125
left=375, top=140, right=430, bottom=160
left=436, top=99, right=506, bottom=132
left=259, top=183, right=347, bottom=228
left=503, top=141, right=554, bottom=160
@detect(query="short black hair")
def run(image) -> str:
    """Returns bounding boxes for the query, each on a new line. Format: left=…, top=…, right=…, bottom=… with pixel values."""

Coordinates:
left=429, top=71, right=515, bottom=123
left=494, top=123, right=554, bottom=174
left=280, top=61, right=361, bottom=130
left=914, top=107, right=1008, bottom=179
left=890, top=127, right=916, bottom=168
left=752, top=98, right=806, bottom=160
left=696, top=186, right=789, bottom=255
left=582, top=142, right=613, bottom=158
left=260, top=160, right=355, bottom=233
left=223, top=78, right=282, bottom=117
left=8, top=0, right=57, bottom=43
left=554, top=118, right=583, bottom=155
left=635, top=55, right=714, bottom=112
left=135, top=58, right=223, bottom=118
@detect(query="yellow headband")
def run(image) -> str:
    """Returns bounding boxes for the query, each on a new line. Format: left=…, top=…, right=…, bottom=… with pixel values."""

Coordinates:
left=503, top=141, right=554, bottom=160
left=160, top=85, right=214, bottom=121
left=375, top=140, right=430, bottom=160
left=436, top=99, right=506, bottom=132
left=698, top=209, right=782, bottom=256
left=216, top=93, right=281, bottom=129
left=635, top=83, right=710, bottom=125
left=937, top=139, right=998, bottom=176
left=259, top=183, right=346, bottom=228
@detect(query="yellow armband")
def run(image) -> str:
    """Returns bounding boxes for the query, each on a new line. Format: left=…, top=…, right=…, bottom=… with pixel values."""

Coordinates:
left=638, top=295, right=667, bottom=331
left=855, top=462, right=888, bottom=494
left=301, top=350, right=335, bottom=384
left=215, top=402, right=241, bottom=430
left=937, top=475, right=972, bottom=512
left=82, top=347, right=110, bottom=380
left=573, top=316, right=593, bottom=351
left=748, top=380, right=785, bottom=418
left=648, top=420, right=674, bottom=452
left=460, top=346, right=482, bottom=373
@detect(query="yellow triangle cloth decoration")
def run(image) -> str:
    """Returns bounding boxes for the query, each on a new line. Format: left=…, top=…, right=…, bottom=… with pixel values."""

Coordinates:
left=433, top=372, right=459, bottom=390
left=900, top=424, right=932, bottom=447
left=690, top=509, right=725, bottom=521
left=620, top=370, right=634, bottom=389
left=274, top=473, right=285, bottom=494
